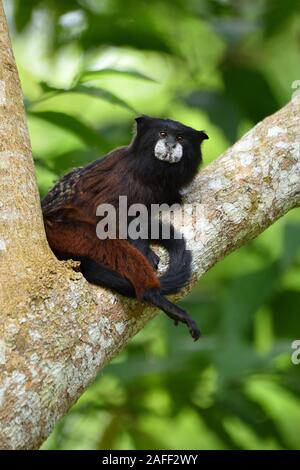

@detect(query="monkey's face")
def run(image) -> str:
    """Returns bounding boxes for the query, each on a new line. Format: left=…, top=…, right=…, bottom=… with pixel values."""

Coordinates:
left=134, top=116, right=208, bottom=166
left=154, top=131, right=183, bottom=163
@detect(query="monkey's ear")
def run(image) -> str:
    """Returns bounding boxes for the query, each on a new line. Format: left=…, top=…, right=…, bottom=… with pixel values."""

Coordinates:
left=135, top=115, right=151, bottom=126
left=196, top=130, right=209, bottom=142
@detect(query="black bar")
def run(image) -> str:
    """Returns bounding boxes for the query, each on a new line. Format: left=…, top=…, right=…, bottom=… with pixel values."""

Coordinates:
left=0, top=450, right=299, bottom=465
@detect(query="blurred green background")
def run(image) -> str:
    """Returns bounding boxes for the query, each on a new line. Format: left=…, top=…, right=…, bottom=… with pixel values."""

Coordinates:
left=4, top=0, right=300, bottom=450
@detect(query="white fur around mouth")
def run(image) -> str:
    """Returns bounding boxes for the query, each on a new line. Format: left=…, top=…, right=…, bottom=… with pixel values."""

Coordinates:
left=154, top=139, right=183, bottom=164
left=156, top=152, right=178, bottom=163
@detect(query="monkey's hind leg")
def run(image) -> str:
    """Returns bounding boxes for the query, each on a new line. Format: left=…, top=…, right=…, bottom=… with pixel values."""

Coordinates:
left=44, top=219, right=160, bottom=300
left=45, top=220, right=199, bottom=340
left=80, top=255, right=200, bottom=340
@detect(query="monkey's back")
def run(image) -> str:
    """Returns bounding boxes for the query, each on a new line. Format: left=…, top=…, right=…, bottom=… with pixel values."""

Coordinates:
left=42, top=146, right=129, bottom=221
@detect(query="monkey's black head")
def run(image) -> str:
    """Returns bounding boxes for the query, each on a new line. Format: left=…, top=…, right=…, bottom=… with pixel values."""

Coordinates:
left=136, top=116, right=208, bottom=164
left=133, top=115, right=208, bottom=165
left=131, top=115, right=208, bottom=188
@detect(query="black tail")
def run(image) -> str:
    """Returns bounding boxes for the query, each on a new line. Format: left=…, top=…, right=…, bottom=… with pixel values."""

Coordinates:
left=80, top=225, right=191, bottom=298
left=158, top=234, right=192, bottom=296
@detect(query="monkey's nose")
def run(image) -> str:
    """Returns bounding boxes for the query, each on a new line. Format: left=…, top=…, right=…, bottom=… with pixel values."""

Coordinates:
left=166, top=140, right=177, bottom=149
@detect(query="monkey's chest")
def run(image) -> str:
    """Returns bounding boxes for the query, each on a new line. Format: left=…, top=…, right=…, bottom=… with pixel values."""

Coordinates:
left=126, top=188, right=178, bottom=208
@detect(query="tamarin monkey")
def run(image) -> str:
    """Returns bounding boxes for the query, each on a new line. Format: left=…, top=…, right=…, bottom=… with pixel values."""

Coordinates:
left=42, top=116, right=208, bottom=340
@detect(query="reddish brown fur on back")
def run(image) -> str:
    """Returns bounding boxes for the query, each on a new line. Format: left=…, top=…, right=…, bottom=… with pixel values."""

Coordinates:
left=44, top=219, right=159, bottom=299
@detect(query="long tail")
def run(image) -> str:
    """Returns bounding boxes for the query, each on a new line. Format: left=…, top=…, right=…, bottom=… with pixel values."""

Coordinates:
left=80, top=226, right=191, bottom=297
left=158, top=234, right=192, bottom=296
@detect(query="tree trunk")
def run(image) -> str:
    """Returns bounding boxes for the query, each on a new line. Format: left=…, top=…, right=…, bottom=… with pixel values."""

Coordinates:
left=0, top=0, right=299, bottom=449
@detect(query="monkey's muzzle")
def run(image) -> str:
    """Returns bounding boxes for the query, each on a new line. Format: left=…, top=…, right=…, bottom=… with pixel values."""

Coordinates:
left=154, top=139, right=183, bottom=163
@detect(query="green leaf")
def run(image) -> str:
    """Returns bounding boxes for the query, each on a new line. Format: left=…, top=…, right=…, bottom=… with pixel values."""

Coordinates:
left=49, top=149, right=101, bottom=174
left=271, top=290, right=300, bottom=338
left=221, top=263, right=279, bottom=339
left=263, top=0, right=300, bottom=37
left=73, top=85, right=137, bottom=113
left=14, top=0, right=39, bottom=32
left=78, top=68, right=157, bottom=84
left=222, top=64, right=280, bottom=123
left=77, top=10, right=172, bottom=54
left=28, top=110, right=107, bottom=149
left=36, top=82, right=137, bottom=113
left=281, top=223, right=300, bottom=270
left=38, top=81, right=62, bottom=95
left=185, top=90, right=241, bottom=143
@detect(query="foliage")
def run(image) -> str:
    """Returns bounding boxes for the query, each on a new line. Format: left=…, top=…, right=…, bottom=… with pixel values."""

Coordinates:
left=4, top=0, right=300, bottom=450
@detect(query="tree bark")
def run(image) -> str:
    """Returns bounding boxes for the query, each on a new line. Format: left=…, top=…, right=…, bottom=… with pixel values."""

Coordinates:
left=0, top=0, right=299, bottom=450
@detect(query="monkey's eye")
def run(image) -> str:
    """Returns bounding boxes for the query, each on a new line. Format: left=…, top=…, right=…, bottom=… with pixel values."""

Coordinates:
left=160, top=131, right=167, bottom=138
left=177, top=135, right=183, bottom=142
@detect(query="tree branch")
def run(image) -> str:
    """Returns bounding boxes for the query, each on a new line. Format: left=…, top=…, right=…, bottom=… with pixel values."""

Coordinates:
left=0, top=1, right=299, bottom=449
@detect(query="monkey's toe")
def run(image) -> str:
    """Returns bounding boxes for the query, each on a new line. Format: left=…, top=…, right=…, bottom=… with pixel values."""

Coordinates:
left=188, top=320, right=201, bottom=341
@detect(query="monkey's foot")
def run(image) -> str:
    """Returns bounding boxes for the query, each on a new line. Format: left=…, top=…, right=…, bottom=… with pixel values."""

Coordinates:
left=143, top=288, right=201, bottom=341
left=171, top=311, right=201, bottom=341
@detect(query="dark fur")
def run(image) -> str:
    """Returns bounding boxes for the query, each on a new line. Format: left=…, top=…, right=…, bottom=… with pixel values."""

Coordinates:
left=42, top=116, right=208, bottom=340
